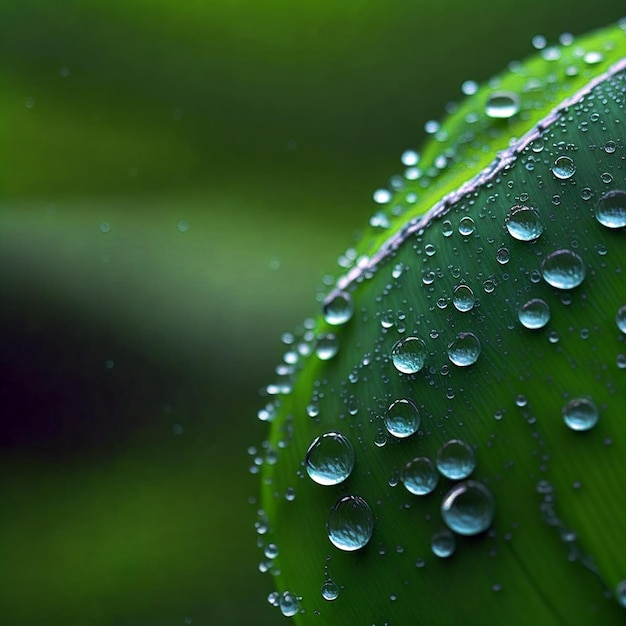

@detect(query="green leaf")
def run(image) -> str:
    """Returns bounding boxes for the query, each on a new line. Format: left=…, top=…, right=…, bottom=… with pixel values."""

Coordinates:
left=257, top=21, right=626, bottom=624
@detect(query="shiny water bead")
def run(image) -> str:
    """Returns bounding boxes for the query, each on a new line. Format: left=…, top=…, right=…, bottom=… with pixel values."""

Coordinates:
left=321, top=580, right=339, bottom=601
left=315, top=333, right=339, bottom=360
left=327, top=495, right=374, bottom=551
left=459, top=216, right=475, bottom=235
left=401, top=150, right=419, bottom=166
left=431, top=528, right=456, bottom=558
left=541, top=249, right=585, bottom=289
left=447, top=332, right=481, bottom=367
left=436, top=439, right=476, bottom=480
left=551, top=156, right=576, bottom=180
left=305, top=432, right=355, bottom=486
left=615, top=580, right=626, bottom=608
left=384, top=398, right=420, bottom=438
left=562, top=397, right=600, bottom=432
left=279, top=591, right=300, bottom=617
left=323, top=292, right=354, bottom=325
left=441, top=481, right=495, bottom=536
left=453, top=284, right=475, bottom=312
left=505, top=205, right=543, bottom=241
left=391, top=336, right=428, bottom=374
left=518, top=298, right=551, bottom=329
left=595, top=190, right=626, bottom=229
left=402, top=457, right=439, bottom=496
left=617, top=305, right=626, bottom=334
left=485, top=91, right=520, bottom=119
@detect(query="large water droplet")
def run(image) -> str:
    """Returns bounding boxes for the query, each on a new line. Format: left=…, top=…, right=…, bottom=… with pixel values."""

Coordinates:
left=402, top=457, right=439, bottom=495
left=279, top=591, right=300, bottom=617
left=453, top=284, right=475, bottom=312
left=441, top=481, right=495, bottom=536
left=518, top=298, right=551, bottom=329
left=447, top=332, right=481, bottom=367
left=431, top=528, right=456, bottom=558
left=316, top=334, right=339, bottom=360
left=595, top=190, right=626, bottom=229
left=321, top=580, right=339, bottom=601
left=562, top=397, right=599, bottom=432
left=485, top=91, right=520, bottom=119
left=391, top=336, right=428, bottom=374
left=505, top=205, right=543, bottom=241
left=305, top=432, right=355, bottom=486
left=541, top=249, right=585, bottom=289
left=551, top=156, right=576, bottom=180
left=327, top=495, right=374, bottom=551
left=384, top=398, right=420, bottom=438
left=436, top=439, right=476, bottom=480
left=617, top=305, right=626, bottom=334
left=323, top=292, right=354, bottom=325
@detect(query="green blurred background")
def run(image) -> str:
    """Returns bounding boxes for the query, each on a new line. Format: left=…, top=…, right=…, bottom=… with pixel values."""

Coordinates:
left=1, top=2, right=624, bottom=625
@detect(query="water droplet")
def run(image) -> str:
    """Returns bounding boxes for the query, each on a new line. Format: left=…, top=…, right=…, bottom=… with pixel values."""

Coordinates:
left=461, top=80, right=478, bottom=96
left=583, top=50, right=604, bottom=65
left=505, top=205, right=543, bottom=241
left=177, top=219, right=190, bottom=233
left=401, top=150, right=419, bottom=166
left=321, top=580, right=339, bottom=601
left=315, top=334, right=339, bottom=360
left=617, top=305, right=626, bottom=334
left=551, top=156, right=576, bottom=180
left=601, top=172, right=614, bottom=184
left=391, top=336, right=428, bottom=374
left=305, top=432, right=355, bottom=486
left=431, top=528, right=456, bottom=558
left=323, top=292, right=354, bottom=325
left=563, top=397, right=599, bottom=432
left=518, top=298, right=551, bottom=329
left=595, top=190, right=626, bottom=229
left=373, top=188, right=392, bottom=204
left=453, top=284, right=475, bottom=312
left=384, top=398, right=420, bottom=438
left=459, top=216, right=475, bottom=236
left=436, top=439, right=476, bottom=480
left=604, top=140, right=617, bottom=154
left=279, top=591, right=300, bottom=617
left=496, top=247, right=510, bottom=264
left=402, top=457, right=439, bottom=495
left=615, top=580, right=626, bottom=608
left=541, top=249, right=585, bottom=289
left=447, top=332, right=481, bottom=367
left=441, top=481, right=495, bottom=536
left=327, top=495, right=374, bottom=551
left=485, top=91, right=520, bottom=119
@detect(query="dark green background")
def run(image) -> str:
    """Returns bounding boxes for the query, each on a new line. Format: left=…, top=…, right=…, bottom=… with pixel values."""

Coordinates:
left=1, top=2, right=624, bottom=625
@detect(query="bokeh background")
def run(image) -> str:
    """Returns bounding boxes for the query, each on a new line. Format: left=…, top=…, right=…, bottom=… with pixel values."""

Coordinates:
left=1, top=2, right=625, bottom=625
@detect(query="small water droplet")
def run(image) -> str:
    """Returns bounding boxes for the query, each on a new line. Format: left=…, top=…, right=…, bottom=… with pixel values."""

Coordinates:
left=541, top=249, right=585, bottom=289
left=391, top=336, right=428, bottom=374
left=305, top=432, right=355, bottom=486
left=563, top=397, right=599, bottom=432
left=485, top=91, right=520, bottom=119
left=321, top=580, right=339, bottom=601
left=323, top=292, right=354, bottom=325
left=496, top=247, right=510, bottom=264
left=436, top=439, right=476, bottom=480
left=604, top=140, right=617, bottom=154
left=617, top=305, right=626, bottom=334
left=601, top=172, right=614, bottom=184
left=461, top=80, right=478, bottom=96
left=459, top=216, right=475, bottom=236
left=441, top=480, right=495, bottom=536
left=505, top=205, right=543, bottom=241
left=595, top=190, right=626, bottom=229
left=453, top=284, right=475, bottom=312
left=615, top=580, right=626, bottom=608
left=431, top=528, right=456, bottom=558
left=402, top=457, right=439, bottom=496
left=552, top=156, right=576, bottom=180
left=583, top=50, right=604, bottom=65
left=177, top=219, right=190, bottom=233
left=447, top=332, right=481, bottom=367
left=401, top=150, right=419, bottom=166
left=316, top=334, right=339, bottom=360
left=373, top=188, right=392, bottom=204
left=518, top=298, right=551, bottom=329
left=327, top=495, right=374, bottom=551
left=279, top=591, right=300, bottom=617
left=384, top=398, right=420, bottom=438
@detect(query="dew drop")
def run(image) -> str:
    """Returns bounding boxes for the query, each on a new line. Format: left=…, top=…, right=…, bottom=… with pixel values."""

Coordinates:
left=616, top=580, right=626, bottom=608
left=391, top=336, right=428, bottom=374
left=401, top=150, right=419, bottom=166
left=384, top=398, right=420, bottom=439
left=323, top=292, right=354, bottom=325
left=595, top=190, right=626, bottom=229
left=617, top=305, right=626, bottom=334
left=279, top=591, right=300, bottom=617
left=485, top=91, right=520, bottom=119
left=496, top=247, right=510, bottom=264
left=459, top=216, right=475, bottom=236
left=315, top=334, right=339, bottom=360
left=321, top=580, right=339, bottom=601
left=447, top=332, right=481, bottom=367
left=431, top=528, right=456, bottom=558
left=505, top=205, right=543, bottom=241
left=402, top=457, right=439, bottom=496
left=563, top=397, right=599, bottom=432
left=453, top=284, right=475, bottom=312
left=305, top=432, right=355, bottom=486
left=518, top=298, right=551, bottom=329
left=541, top=249, right=585, bottom=289
left=373, top=188, right=392, bottom=204
left=436, top=439, right=476, bottom=480
left=327, top=495, right=374, bottom=551
left=551, top=156, right=576, bottom=180
left=442, top=220, right=454, bottom=237
left=441, top=481, right=495, bottom=536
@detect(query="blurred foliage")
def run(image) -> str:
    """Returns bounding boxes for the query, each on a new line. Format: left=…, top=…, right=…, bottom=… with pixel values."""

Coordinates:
left=1, top=1, right=625, bottom=625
